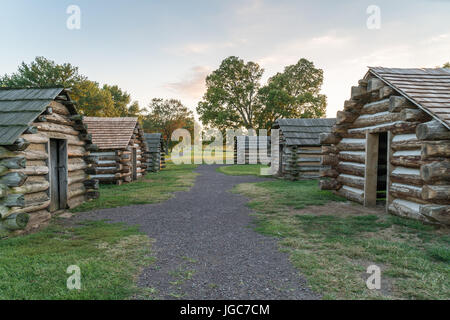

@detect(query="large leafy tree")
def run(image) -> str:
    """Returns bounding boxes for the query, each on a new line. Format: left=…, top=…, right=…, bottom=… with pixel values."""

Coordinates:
left=256, top=58, right=327, bottom=129
left=0, top=56, right=86, bottom=88
left=0, top=56, right=141, bottom=117
left=143, top=98, right=195, bottom=148
left=197, top=56, right=263, bottom=131
left=443, top=62, right=450, bottom=68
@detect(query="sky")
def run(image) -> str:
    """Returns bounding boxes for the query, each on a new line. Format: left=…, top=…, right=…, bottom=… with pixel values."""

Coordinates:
left=0, top=0, right=449, bottom=121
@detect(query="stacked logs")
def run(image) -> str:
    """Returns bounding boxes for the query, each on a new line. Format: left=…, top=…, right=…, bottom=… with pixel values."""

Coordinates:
left=319, top=75, right=449, bottom=225
left=144, top=133, right=166, bottom=172
left=90, top=127, right=149, bottom=184
left=0, top=97, right=99, bottom=236
left=234, top=136, right=271, bottom=165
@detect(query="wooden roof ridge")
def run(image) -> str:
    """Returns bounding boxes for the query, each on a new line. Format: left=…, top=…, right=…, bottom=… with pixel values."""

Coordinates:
left=84, top=117, right=140, bottom=150
left=368, top=67, right=450, bottom=129
left=0, top=87, right=75, bottom=145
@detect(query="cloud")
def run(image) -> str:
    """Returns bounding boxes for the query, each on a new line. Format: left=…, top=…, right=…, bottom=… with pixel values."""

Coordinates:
left=164, top=66, right=211, bottom=99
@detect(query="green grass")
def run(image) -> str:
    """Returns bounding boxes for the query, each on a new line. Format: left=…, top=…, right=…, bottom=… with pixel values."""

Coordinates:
left=72, top=162, right=198, bottom=212
left=216, top=164, right=271, bottom=177
left=234, top=180, right=450, bottom=300
left=0, top=220, right=155, bottom=299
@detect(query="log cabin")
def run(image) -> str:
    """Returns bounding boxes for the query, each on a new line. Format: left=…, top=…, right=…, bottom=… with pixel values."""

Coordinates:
left=144, top=133, right=166, bottom=172
left=234, top=136, right=271, bottom=165
left=0, top=88, right=99, bottom=235
left=272, top=118, right=336, bottom=180
left=84, top=117, right=149, bottom=184
left=320, top=67, right=450, bottom=226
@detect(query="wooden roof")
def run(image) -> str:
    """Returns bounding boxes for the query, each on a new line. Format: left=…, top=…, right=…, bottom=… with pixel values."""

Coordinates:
left=0, top=88, right=74, bottom=145
left=369, top=67, right=450, bottom=129
left=84, top=117, right=138, bottom=150
left=272, top=118, right=336, bottom=146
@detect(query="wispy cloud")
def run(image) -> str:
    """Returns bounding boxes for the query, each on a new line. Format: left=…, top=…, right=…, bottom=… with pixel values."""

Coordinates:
left=164, top=66, right=211, bottom=99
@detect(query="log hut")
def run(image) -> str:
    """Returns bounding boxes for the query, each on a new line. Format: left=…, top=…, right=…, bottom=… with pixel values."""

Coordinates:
left=272, top=118, right=336, bottom=180
left=233, top=136, right=271, bottom=165
left=320, top=67, right=450, bottom=226
left=0, top=88, right=99, bottom=235
left=144, top=133, right=166, bottom=172
left=84, top=117, right=149, bottom=184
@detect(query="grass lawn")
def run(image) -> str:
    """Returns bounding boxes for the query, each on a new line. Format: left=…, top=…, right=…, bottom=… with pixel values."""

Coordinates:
left=234, top=179, right=450, bottom=300
left=0, top=220, right=155, bottom=299
left=0, top=161, right=199, bottom=299
left=216, top=164, right=271, bottom=177
left=72, top=162, right=198, bottom=212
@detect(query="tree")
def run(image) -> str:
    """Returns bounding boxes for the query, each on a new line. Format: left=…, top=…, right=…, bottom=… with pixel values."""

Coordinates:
left=0, top=56, right=86, bottom=88
left=71, top=80, right=117, bottom=116
left=103, top=84, right=131, bottom=116
left=0, top=56, right=141, bottom=117
left=197, top=56, right=263, bottom=131
left=143, top=98, right=195, bottom=148
left=256, top=58, right=327, bottom=129
left=444, top=62, right=450, bottom=68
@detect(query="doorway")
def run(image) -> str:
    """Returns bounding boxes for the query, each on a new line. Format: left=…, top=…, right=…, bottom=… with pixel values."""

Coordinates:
left=131, top=147, right=137, bottom=181
left=364, top=132, right=388, bottom=207
left=376, top=132, right=388, bottom=205
left=49, top=139, right=68, bottom=212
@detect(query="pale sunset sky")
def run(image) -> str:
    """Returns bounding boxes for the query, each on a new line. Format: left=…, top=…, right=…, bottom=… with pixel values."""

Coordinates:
left=0, top=0, right=449, bottom=120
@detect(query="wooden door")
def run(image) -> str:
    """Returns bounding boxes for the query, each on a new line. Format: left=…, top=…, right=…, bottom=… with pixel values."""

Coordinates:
left=49, top=139, right=68, bottom=212
left=132, top=147, right=137, bottom=181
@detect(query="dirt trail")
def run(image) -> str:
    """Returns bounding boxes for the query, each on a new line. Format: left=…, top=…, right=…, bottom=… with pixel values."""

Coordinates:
left=78, top=165, right=319, bottom=300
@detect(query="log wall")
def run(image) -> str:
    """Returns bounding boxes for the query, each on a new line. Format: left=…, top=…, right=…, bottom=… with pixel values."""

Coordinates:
left=234, top=136, right=271, bottom=165
left=319, top=76, right=450, bottom=225
left=0, top=100, right=99, bottom=236
left=90, top=126, right=149, bottom=184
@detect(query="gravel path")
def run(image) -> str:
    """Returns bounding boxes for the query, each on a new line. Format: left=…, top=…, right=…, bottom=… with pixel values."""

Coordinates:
left=78, top=164, right=319, bottom=300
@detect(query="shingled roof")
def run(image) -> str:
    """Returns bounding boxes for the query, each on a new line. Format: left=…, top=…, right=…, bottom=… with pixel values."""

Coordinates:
left=0, top=87, right=74, bottom=145
left=273, top=118, right=336, bottom=146
left=84, top=117, right=138, bottom=150
left=144, top=133, right=164, bottom=152
left=368, top=67, right=450, bottom=129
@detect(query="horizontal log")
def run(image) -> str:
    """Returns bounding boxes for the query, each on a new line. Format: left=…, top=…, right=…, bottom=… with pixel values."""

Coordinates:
left=388, top=199, right=423, bottom=221
left=68, top=163, right=89, bottom=172
left=12, top=166, right=48, bottom=176
left=84, top=179, right=99, bottom=190
left=338, top=162, right=365, bottom=177
left=68, top=183, right=86, bottom=200
left=361, top=99, right=390, bottom=115
left=416, top=120, right=450, bottom=140
left=321, top=155, right=339, bottom=166
left=421, top=141, right=450, bottom=160
left=337, top=173, right=365, bottom=189
left=319, top=133, right=341, bottom=145
left=0, top=213, right=29, bottom=231
left=421, top=185, right=450, bottom=202
left=16, top=149, right=48, bottom=160
left=68, top=145, right=88, bottom=158
left=10, top=180, right=49, bottom=195
left=45, top=112, right=74, bottom=126
left=7, top=200, right=50, bottom=217
left=420, top=160, right=450, bottom=183
left=338, top=151, right=365, bottom=164
left=24, top=191, right=50, bottom=206
left=0, top=157, right=26, bottom=169
left=68, top=172, right=87, bottom=185
left=67, top=195, right=85, bottom=209
left=379, top=86, right=395, bottom=99
left=337, top=138, right=366, bottom=151
left=36, top=122, right=79, bottom=136
left=0, top=172, right=27, bottom=187
left=49, top=101, right=70, bottom=115
left=349, top=121, right=418, bottom=135
left=420, top=205, right=450, bottom=225
left=320, top=168, right=339, bottom=178
left=336, top=110, right=358, bottom=125
left=5, top=138, right=30, bottom=152
left=390, top=183, right=422, bottom=199
left=352, top=111, right=399, bottom=128
left=0, top=194, right=25, bottom=207
left=336, top=186, right=364, bottom=204
left=391, top=167, right=422, bottom=186
left=319, top=179, right=341, bottom=190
